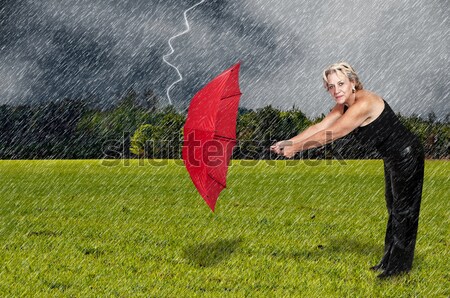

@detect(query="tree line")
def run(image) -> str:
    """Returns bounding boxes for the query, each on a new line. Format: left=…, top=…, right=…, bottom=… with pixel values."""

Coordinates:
left=0, top=90, right=448, bottom=160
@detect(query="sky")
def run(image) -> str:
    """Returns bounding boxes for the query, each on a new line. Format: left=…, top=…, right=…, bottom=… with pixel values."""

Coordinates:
left=1, top=0, right=449, bottom=119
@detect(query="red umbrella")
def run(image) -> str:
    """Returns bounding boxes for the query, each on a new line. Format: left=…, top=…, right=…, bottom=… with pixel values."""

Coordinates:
left=182, top=62, right=242, bottom=211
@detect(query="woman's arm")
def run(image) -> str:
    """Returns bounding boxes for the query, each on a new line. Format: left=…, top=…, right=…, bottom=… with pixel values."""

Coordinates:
left=289, top=104, right=344, bottom=143
left=280, top=100, right=372, bottom=157
left=271, top=104, right=343, bottom=154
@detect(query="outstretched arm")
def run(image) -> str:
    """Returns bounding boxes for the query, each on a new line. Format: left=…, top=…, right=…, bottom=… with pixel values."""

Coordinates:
left=278, top=100, right=371, bottom=158
left=291, top=104, right=344, bottom=142
left=271, top=104, right=343, bottom=154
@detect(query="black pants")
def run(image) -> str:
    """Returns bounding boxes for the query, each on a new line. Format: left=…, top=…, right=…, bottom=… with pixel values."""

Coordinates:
left=379, top=145, right=425, bottom=273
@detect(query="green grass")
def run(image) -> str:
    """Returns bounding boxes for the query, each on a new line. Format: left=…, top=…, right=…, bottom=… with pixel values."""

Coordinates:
left=0, top=159, right=448, bottom=297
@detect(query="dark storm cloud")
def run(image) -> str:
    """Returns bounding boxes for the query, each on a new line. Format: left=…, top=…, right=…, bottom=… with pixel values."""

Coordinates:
left=0, top=0, right=448, bottom=119
left=167, top=0, right=287, bottom=109
left=0, top=0, right=185, bottom=105
left=0, top=0, right=282, bottom=109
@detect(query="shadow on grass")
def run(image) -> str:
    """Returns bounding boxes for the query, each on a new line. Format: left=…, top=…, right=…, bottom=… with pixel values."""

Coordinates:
left=284, top=237, right=383, bottom=261
left=328, top=237, right=382, bottom=256
left=183, top=238, right=242, bottom=268
left=326, top=238, right=424, bottom=266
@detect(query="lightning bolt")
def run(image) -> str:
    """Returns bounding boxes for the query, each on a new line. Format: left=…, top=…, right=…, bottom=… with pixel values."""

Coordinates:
left=163, top=0, right=206, bottom=105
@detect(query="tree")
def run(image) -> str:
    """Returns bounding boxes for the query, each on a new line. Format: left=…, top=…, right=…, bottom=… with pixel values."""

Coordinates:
left=130, top=124, right=156, bottom=157
left=129, top=110, right=185, bottom=159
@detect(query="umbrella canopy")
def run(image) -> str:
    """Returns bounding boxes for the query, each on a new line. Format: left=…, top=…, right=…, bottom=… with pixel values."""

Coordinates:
left=182, top=62, right=242, bottom=211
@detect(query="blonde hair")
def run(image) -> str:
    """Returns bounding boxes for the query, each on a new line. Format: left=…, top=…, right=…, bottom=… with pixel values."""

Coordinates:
left=322, top=62, right=363, bottom=90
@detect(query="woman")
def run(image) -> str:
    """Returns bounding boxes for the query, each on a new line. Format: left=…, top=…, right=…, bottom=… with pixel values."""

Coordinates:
left=271, top=62, right=424, bottom=279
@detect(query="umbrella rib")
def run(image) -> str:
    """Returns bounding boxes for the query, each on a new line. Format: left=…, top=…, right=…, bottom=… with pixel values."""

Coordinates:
left=208, top=173, right=226, bottom=188
left=221, top=93, right=242, bottom=100
left=184, top=128, right=213, bottom=133
left=214, top=134, right=236, bottom=142
left=184, top=129, right=236, bottom=141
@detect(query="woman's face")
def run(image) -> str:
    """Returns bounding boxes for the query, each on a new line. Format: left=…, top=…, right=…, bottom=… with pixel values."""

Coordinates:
left=326, top=71, right=354, bottom=105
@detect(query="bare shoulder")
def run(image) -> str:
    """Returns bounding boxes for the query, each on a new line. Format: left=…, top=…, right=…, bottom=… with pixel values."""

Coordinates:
left=356, top=90, right=383, bottom=103
left=355, top=90, right=385, bottom=125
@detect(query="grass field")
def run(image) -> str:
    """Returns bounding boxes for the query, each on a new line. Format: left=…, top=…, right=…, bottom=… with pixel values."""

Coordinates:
left=0, top=159, right=448, bottom=297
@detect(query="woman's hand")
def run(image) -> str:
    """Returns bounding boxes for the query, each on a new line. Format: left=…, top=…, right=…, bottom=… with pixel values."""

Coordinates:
left=270, top=140, right=295, bottom=158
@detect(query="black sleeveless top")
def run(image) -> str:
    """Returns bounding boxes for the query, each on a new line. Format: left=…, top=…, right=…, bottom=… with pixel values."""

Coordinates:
left=345, top=100, right=422, bottom=160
